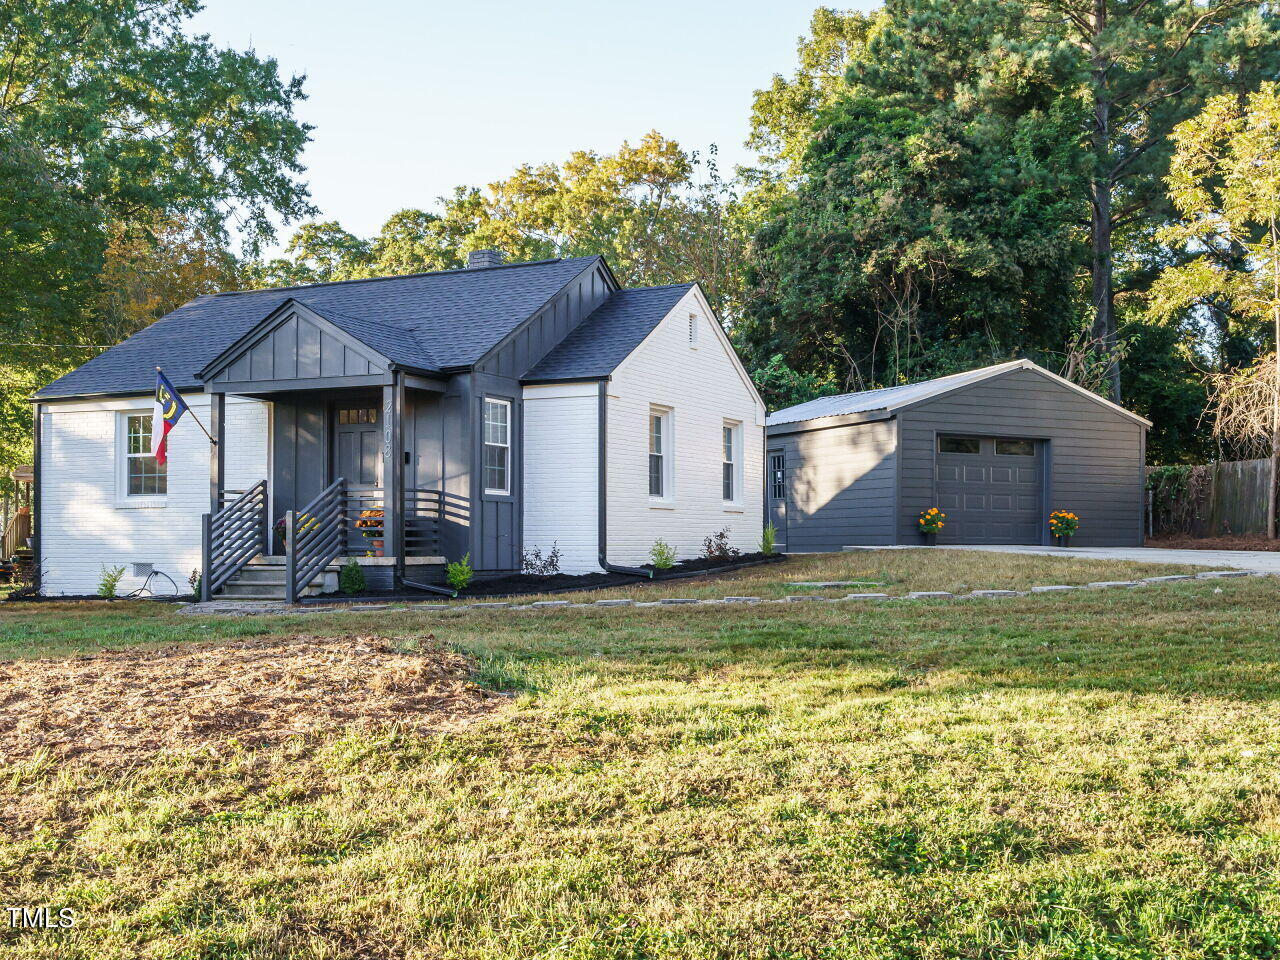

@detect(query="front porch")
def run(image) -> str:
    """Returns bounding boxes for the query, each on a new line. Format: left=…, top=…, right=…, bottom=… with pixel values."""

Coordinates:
left=195, top=298, right=471, bottom=601
left=203, top=475, right=465, bottom=601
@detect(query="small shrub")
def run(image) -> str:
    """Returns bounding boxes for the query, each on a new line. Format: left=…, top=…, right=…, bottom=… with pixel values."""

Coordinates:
left=521, top=542, right=562, bottom=576
left=701, top=528, right=740, bottom=562
left=649, top=538, right=676, bottom=570
left=446, top=553, right=473, bottom=591
left=339, top=558, right=367, bottom=595
left=761, top=522, right=778, bottom=556
left=97, top=565, right=126, bottom=598
left=188, top=569, right=202, bottom=600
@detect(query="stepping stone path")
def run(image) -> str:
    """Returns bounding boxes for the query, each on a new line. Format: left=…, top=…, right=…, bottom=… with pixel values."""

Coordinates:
left=789, top=581, right=883, bottom=588
left=178, top=568, right=1264, bottom=617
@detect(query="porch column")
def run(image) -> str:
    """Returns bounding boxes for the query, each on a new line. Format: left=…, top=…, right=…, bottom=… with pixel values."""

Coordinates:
left=209, top=391, right=225, bottom=514
left=383, top=371, right=406, bottom=584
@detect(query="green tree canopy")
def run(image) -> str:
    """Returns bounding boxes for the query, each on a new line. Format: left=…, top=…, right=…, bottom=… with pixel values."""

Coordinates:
left=741, top=0, right=1087, bottom=394
left=257, top=133, right=746, bottom=315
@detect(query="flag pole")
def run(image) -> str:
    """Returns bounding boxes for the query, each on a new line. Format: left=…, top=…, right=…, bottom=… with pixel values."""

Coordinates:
left=157, top=366, right=218, bottom=445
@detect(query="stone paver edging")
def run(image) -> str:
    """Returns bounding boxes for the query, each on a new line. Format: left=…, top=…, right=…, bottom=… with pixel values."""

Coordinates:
left=176, top=569, right=1265, bottom=618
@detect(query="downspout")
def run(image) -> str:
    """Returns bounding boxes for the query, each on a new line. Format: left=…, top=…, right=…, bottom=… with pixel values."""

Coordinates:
left=597, top=379, right=652, bottom=578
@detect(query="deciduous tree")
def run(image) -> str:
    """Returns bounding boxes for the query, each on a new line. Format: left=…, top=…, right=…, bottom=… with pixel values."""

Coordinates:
left=1150, top=83, right=1280, bottom=535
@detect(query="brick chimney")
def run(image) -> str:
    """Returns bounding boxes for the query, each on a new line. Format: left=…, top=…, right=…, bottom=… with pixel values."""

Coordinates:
left=466, top=249, right=504, bottom=269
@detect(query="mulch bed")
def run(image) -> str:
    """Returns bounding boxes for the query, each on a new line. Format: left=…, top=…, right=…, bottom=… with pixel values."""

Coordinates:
left=458, top=552, right=782, bottom=597
left=1147, top=535, right=1280, bottom=552
left=314, top=552, right=787, bottom=602
left=0, top=634, right=497, bottom=768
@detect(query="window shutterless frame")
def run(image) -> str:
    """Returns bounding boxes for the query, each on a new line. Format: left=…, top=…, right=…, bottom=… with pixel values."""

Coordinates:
left=721, top=422, right=739, bottom=502
left=482, top=397, right=511, bottom=495
left=648, top=407, right=673, bottom=500
left=121, top=412, right=167, bottom=497
left=649, top=412, right=665, bottom=497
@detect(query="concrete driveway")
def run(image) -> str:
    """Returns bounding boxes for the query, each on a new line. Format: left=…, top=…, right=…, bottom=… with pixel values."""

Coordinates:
left=933, top=543, right=1280, bottom=575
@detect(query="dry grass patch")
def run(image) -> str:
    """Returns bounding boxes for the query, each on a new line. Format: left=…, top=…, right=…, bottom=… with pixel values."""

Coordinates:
left=0, top=634, right=495, bottom=767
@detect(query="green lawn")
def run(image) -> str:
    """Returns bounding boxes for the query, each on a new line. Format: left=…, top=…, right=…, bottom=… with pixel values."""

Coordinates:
left=3, top=550, right=1279, bottom=958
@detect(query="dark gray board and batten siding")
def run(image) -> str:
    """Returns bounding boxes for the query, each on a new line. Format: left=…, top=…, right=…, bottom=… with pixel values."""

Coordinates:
left=209, top=309, right=385, bottom=387
left=895, top=368, right=1145, bottom=546
left=215, top=260, right=618, bottom=572
left=464, top=260, right=616, bottom=571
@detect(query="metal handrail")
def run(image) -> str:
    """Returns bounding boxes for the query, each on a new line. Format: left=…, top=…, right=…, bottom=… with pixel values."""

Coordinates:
left=285, top=477, right=346, bottom=602
left=201, top=479, right=268, bottom=600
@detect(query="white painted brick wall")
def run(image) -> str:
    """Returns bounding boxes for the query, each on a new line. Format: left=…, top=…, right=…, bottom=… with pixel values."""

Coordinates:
left=606, top=288, right=765, bottom=565
left=38, top=394, right=269, bottom=596
left=521, top=383, right=600, bottom=574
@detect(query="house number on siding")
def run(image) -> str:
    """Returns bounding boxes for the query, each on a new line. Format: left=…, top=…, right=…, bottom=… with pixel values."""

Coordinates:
left=383, top=397, right=393, bottom=459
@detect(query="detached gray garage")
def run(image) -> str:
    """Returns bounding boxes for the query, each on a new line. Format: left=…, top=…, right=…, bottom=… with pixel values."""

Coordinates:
left=764, top=360, right=1150, bottom=550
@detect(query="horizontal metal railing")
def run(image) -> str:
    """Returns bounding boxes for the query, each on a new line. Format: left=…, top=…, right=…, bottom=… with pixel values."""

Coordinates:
left=340, top=487, right=465, bottom=558
left=285, top=477, right=346, bottom=603
left=201, top=480, right=268, bottom=600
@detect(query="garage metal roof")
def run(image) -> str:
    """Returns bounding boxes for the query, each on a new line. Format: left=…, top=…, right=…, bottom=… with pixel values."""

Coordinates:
left=766, top=360, right=1151, bottom=428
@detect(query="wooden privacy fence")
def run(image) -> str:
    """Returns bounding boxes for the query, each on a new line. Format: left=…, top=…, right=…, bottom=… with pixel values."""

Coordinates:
left=1147, top=459, right=1275, bottom=537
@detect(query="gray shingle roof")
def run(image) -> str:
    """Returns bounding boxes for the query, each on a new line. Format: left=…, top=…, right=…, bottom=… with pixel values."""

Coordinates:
left=36, top=257, right=602, bottom=399
left=523, top=284, right=695, bottom=382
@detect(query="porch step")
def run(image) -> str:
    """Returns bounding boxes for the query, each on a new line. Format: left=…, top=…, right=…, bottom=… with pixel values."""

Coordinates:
left=214, top=556, right=338, bottom=600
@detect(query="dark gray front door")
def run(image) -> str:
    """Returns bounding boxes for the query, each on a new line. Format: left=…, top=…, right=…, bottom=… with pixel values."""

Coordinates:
left=935, top=435, right=1042, bottom=544
left=333, top=401, right=382, bottom=489
left=768, top=450, right=788, bottom=549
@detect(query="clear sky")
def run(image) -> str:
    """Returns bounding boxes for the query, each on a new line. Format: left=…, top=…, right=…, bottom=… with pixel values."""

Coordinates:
left=188, top=0, right=872, bottom=242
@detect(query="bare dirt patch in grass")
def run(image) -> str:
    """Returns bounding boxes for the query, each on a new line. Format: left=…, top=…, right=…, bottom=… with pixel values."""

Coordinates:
left=0, top=634, right=497, bottom=767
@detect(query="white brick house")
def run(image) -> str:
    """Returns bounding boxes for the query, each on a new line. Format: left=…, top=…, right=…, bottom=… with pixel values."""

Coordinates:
left=34, top=253, right=764, bottom=597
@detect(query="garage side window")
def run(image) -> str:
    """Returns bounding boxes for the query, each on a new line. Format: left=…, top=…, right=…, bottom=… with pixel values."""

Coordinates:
left=938, top=436, right=981, bottom=455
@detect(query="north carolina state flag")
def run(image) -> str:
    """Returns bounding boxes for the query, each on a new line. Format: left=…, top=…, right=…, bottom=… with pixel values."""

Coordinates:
left=151, top=369, right=189, bottom=465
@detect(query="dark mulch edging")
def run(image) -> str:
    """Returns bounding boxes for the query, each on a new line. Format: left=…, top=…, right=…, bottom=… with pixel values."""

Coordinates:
left=303, top=553, right=788, bottom=604
left=1147, top=535, right=1280, bottom=553
left=2, top=591, right=193, bottom=604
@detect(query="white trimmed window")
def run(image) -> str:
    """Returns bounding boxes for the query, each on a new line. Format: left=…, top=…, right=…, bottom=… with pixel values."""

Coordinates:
left=482, top=397, right=511, bottom=495
left=649, top=407, right=672, bottom=499
left=687, top=314, right=698, bottom=347
left=722, top=421, right=741, bottom=502
left=120, top=412, right=167, bottom=497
